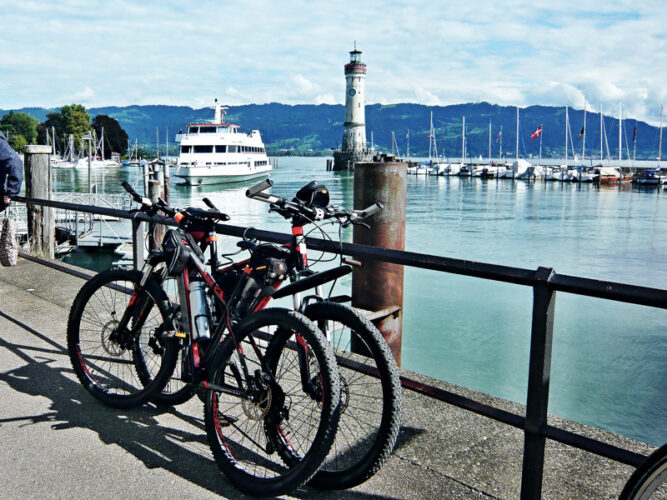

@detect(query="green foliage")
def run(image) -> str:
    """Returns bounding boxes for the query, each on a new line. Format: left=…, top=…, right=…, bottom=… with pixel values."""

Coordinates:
left=0, top=111, right=39, bottom=146
left=37, top=104, right=91, bottom=151
left=92, top=115, right=128, bottom=159
left=9, top=134, right=28, bottom=153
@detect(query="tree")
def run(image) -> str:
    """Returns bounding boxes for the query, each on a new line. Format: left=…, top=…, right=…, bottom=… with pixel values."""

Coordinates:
left=0, top=111, right=39, bottom=151
left=37, top=104, right=91, bottom=152
left=92, top=115, right=128, bottom=159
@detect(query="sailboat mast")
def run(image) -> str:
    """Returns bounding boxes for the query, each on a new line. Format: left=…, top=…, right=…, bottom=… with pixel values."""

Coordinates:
left=600, top=104, right=603, bottom=162
left=499, top=125, right=503, bottom=159
left=659, top=104, right=663, bottom=168
left=429, top=111, right=433, bottom=162
left=561, top=106, right=570, bottom=169
left=488, top=122, right=491, bottom=164
left=619, top=104, right=625, bottom=166
left=582, top=98, right=586, bottom=161
left=462, top=116, right=465, bottom=163
left=515, top=106, right=519, bottom=161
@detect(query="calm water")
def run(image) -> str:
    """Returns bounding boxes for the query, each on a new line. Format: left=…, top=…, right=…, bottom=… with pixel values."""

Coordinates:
left=54, top=158, right=667, bottom=446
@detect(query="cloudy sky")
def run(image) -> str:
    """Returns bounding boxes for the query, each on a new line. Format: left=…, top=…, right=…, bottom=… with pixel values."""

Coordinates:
left=1, top=0, right=665, bottom=124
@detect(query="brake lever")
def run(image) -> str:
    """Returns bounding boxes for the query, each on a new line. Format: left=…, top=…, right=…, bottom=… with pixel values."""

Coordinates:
left=352, top=220, right=371, bottom=229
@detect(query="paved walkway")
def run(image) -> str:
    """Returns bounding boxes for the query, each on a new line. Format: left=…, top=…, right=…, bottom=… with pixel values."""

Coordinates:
left=0, top=259, right=657, bottom=499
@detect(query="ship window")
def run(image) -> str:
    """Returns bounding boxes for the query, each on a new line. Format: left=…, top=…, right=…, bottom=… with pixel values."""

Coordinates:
left=194, top=145, right=213, bottom=153
left=188, top=127, right=199, bottom=134
left=215, top=145, right=227, bottom=153
left=200, top=126, right=216, bottom=133
left=228, top=145, right=237, bottom=153
left=180, top=146, right=191, bottom=153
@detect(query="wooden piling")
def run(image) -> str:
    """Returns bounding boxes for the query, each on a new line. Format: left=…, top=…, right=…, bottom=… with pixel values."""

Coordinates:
left=24, top=145, right=54, bottom=259
left=352, top=160, right=407, bottom=365
left=148, top=164, right=165, bottom=249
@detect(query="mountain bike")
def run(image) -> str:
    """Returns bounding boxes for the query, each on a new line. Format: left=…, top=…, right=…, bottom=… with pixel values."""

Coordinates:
left=67, top=182, right=341, bottom=497
left=244, top=178, right=402, bottom=490
left=619, top=444, right=667, bottom=499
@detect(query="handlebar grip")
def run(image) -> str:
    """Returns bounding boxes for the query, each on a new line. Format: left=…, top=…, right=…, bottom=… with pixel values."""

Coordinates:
left=246, top=178, right=274, bottom=197
left=121, top=181, right=143, bottom=203
left=202, top=197, right=217, bottom=210
left=357, top=202, right=384, bottom=219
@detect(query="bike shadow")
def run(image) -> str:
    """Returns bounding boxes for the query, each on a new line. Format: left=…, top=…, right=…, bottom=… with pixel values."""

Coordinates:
left=0, top=311, right=397, bottom=500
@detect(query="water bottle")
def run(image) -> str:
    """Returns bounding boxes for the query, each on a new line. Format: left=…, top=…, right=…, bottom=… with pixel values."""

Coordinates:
left=188, top=280, right=211, bottom=341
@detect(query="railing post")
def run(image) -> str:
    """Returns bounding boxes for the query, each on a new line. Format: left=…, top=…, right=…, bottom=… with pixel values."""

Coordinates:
left=132, top=218, right=145, bottom=269
left=24, top=145, right=55, bottom=259
left=521, top=266, right=556, bottom=499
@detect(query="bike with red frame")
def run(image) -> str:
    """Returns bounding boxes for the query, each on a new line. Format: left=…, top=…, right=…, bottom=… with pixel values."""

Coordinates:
left=66, top=182, right=341, bottom=497
left=243, top=178, right=402, bottom=490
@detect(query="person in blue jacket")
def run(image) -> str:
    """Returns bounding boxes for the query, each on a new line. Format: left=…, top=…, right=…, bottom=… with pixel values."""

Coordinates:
left=0, top=131, right=23, bottom=212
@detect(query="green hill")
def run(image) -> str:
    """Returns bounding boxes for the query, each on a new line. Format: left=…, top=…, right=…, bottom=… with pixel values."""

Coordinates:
left=1, top=102, right=662, bottom=160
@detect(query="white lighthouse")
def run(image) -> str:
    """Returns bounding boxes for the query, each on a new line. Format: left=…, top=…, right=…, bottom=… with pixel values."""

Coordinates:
left=333, top=46, right=373, bottom=170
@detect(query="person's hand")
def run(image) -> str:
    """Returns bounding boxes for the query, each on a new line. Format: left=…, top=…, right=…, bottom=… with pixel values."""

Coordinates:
left=3, top=196, right=11, bottom=206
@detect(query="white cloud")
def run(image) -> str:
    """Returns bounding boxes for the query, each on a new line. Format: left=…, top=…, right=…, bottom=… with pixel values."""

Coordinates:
left=0, top=0, right=664, bottom=123
left=68, top=87, right=96, bottom=103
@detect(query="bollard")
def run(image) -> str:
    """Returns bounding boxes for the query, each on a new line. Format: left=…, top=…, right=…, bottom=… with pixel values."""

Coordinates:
left=352, top=160, right=407, bottom=365
left=23, top=145, right=55, bottom=259
left=148, top=164, right=165, bottom=250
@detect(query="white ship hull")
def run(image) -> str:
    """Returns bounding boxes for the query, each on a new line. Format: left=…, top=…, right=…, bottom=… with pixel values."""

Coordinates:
left=174, top=164, right=271, bottom=185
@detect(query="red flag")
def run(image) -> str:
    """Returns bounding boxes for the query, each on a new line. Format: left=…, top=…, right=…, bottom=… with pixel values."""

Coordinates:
left=530, top=126, right=542, bottom=140
left=495, top=130, right=502, bottom=142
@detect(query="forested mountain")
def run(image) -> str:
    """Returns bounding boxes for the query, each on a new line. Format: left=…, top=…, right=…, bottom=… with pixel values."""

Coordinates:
left=1, top=103, right=662, bottom=159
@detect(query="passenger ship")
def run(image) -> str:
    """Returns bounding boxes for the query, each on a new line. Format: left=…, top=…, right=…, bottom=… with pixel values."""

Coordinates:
left=174, top=101, right=272, bottom=185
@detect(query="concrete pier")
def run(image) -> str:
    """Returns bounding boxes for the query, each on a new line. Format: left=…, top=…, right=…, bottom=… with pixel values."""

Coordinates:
left=0, top=258, right=657, bottom=499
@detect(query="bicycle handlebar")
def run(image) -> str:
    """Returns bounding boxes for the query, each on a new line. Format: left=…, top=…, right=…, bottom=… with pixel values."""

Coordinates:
left=121, top=182, right=230, bottom=223
left=245, top=180, right=383, bottom=226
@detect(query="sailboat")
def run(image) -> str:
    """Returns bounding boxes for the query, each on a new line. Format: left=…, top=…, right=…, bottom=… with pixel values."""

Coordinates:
left=479, top=122, right=500, bottom=178
left=500, top=106, right=531, bottom=179
left=636, top=105, right=663, bottom=185
left=456, top=116, right=472, bottom=176
left=597, top=104, right=632, bottom=183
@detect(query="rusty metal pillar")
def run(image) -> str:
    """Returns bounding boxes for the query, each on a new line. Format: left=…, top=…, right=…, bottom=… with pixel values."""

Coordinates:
left=352, top=160, right=406, bottom=365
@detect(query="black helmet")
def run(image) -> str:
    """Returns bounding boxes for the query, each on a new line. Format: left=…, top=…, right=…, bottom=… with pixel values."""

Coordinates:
left=294, top=181, right=330, bottom=208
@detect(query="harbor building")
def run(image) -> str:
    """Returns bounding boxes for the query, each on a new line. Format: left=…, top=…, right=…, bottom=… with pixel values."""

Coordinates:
left=332, top=46, right=374, bottom=171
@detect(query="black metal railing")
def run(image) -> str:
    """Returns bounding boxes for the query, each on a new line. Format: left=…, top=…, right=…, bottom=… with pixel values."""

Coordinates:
left=13, top=195, right=667, bottom=499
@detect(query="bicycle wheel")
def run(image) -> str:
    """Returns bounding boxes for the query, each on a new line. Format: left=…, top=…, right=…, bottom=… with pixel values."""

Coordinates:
left=620, top=444, right=667, bottom=499
left=204, top=308, right=341, bottom=497
left=67, top=269, right=179, bottom=409
left=304, top=301, right=402, bottom=489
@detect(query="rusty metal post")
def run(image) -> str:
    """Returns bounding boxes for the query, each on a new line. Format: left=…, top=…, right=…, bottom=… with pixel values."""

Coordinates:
left=352, top=160, right=407, bottom=365
left=24, top=145, right=54, bottom=259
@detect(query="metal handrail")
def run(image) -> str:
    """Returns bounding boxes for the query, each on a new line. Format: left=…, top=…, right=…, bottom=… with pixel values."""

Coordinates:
left=12, top=194, right=666, bottom=498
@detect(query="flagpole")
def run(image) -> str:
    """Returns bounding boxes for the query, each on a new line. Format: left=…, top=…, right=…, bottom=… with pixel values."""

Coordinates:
left=539, top=124, right=542, bottom=168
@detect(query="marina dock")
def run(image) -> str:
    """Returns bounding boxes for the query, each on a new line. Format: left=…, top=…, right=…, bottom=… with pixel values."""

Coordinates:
left=0, top=258, right=657, bottom=499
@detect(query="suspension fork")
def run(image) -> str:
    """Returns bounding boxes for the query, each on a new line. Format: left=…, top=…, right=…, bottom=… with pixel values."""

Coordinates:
left=112, top=263, right=157, bottom=346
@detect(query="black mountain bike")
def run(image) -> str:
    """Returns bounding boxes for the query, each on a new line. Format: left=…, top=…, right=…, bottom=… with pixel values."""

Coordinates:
left=67, top=182, right=341, bottom=497
left=244, top=178, right=402, bottom=490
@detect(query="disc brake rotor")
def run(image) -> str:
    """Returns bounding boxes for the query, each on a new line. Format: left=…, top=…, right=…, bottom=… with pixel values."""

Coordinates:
left=101, top=320, right=126, bottom=356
